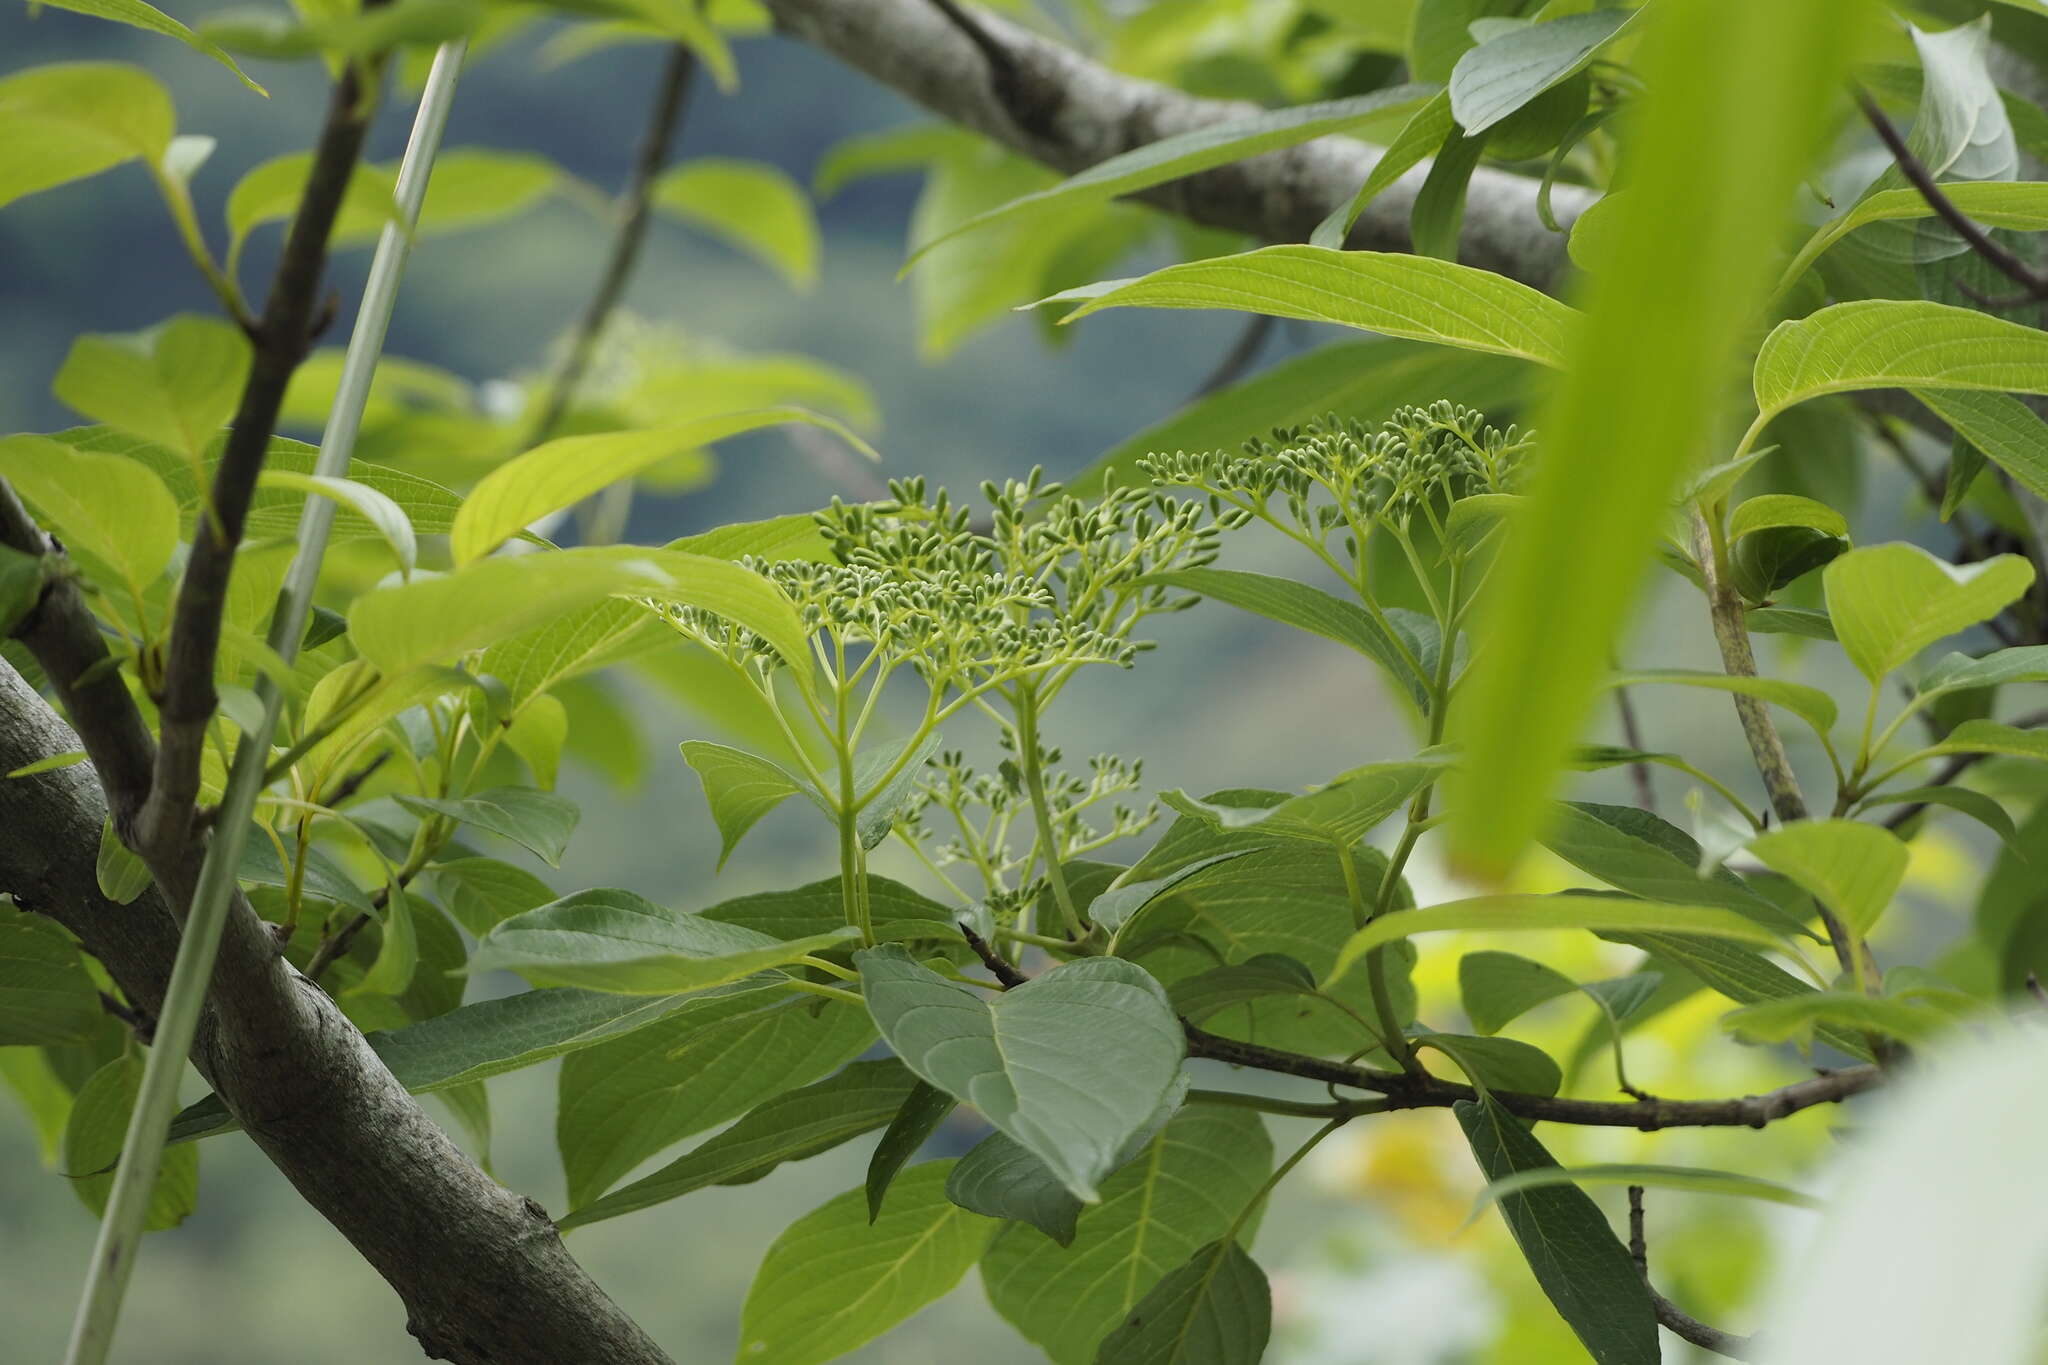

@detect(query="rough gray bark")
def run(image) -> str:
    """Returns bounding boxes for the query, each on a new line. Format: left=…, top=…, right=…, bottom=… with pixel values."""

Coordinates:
left=760, top=0, right=1590, bottom=291
left=0, top=662, right=672, bottom=1365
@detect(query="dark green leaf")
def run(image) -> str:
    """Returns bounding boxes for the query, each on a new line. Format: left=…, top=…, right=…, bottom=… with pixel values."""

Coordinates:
left=866, top=1082, right=957, bottom=1222
left=1093, top=1239, right=1270, bottom=1365
left=394, top=786, right=579, bottom=866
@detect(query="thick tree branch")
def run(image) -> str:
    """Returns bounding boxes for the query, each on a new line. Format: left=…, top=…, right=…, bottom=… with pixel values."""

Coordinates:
left=759, top=0, right=1588, bottom=289
left=0, top=665, right=671, bottom=1364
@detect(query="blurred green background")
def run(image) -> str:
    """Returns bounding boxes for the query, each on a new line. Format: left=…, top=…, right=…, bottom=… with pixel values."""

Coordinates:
left=0, top=7, right=1947, bottom=1361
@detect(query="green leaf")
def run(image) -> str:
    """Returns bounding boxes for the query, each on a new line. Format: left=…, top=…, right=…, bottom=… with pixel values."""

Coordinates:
left=1912, top=389, right=2048, bottom=503
left=0, top=434, right=178, bottom=592
left=1859, top=785, right=2022, bottom=853
left=65, top=1055, right=198, bottom=1230
left=1918, top=718, right=2048, bottom=761
left=1540, top=803, right=1804, bottom=934
left=680, top=740, right=817, bottom=867
left=468, top=887, right=857, bottom=993
left=1823, top=543, right=2035, bottom=683
left=1448, top=8, right=1635, bottom=135
left=559, top=1059, right=920, bottom=1230
left=453, top=410, right=869, bottom=564
left=1721, top=991, right=1959, bottom=1048
left=1458, top=950, right=1577, bottom=1035
left=1143, top=568, right=1431, bottom=710
left=1160, top=759, right=1444, bottom=848
left=351, top=876, right=419, bottom=998
left=5, top=749, right=87, bottom=779
left=348, top=546, right=813, bottom=693
left=418, top=147, right=556, bottom=235
left=1093, top=1239, right=1270, bottom=1365
left=1093, top=852, right=1262, bottom=939
left=256, top=470, right=416, bottom=576
left=503, top=691, right=567, bottom=789
left=1728, top=494, right=1849, bottom=543
left=1747, top=821, right=1907, bottom=939
left=225, top=153, right=396, bottom=263
left=1408, top=127, right=1487, bottom=262
left=1311, top=91, right=1455, bottom=248
left=984, top=1106, right=1273, bottom=1365
left=1609, top=668, right=1836, bottom=742
left=1602, top=931, right=1872, bottom=1061
left=1419, top=1029, right=1563, bottom=1097
left=1447, top=0, right=1865, bottom=878
left=559, top=987, right=875, bottom=1207
left=1457, top=1095, right=1656, bottom=1364
left=736, top=1161, right=996, bottom=1365
left=1330, top=894, right=1784, bottom=985
left=0, top=1046, right=72, bottom=1166
left=394, top=786, right=579, bottom=866
left=1471, top=1163, right=1820, bottom=1217
left=698, top=875, right=966, bottom=958
left=1755, top=300, right=2048, bottom=422
left=95, top=818, right=151, bottom=905
left=0, top=63, right=173, bottom=209
left=865, top=1082, right=956, bottom=1222
left=31, top=0, right=262, bottom=91
left=234, top=836, right=376, bottom=914
left=1039, top=245, right=1576, bottom=368
left=911, top=85, right=1435, bottom=266
left=1748, top=605, right=1837, bottom=640
left=1168, top=954, right=1318, bottom=1024
left=52, top=315, right=251, bottom=459
left=652, top=159, right=820, bottom=290
left=0, top=911, right=102, bottom=1045
left=854, top=732, right=942, bottom=850
left=856, top=945, right=1185, bottom=1202
left=1777, top=180, right=2048, bottom=298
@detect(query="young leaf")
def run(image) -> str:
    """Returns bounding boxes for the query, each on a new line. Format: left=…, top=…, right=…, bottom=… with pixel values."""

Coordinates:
left=1161, top=759, right=1444, bottom=848
left=0, top=434, right=178, bottom=592
left=1448, top=8, right=1637, bottom=135
left=1458, top=950, right=1577, bottom=1036
left=1329, top=894, right=1785, bottom=984
left=1728, top=494, right=1850, bottom=543
left=1721, top=992, right=1958, bottom=1048
left=1539, top=803, right=1805, bottom=934
left=452, top=410, right=871, bottom=564
left=1747, top=821, right=1908, bottom=939
left=1822, top=543, right=2034, bottom=683
left=1755, top=300, right=2048, bottom=422
left=95, top=818, right=151, bottom=906
left=351, top=877, right=419, bottom=998
left=52, top=315, right=251, bottom=459
left=1913, top=389, right=2048, bottom=502
left=652, top=159, right=820, bottom=290
left=1603, top=931, right=1872, bottom=1061
left=1919, top=719, right=2048, bottom=761
left=865, top=1081, right=956, bottom=1221
left=1419, top=1030, right=1563, bottom=1097
left=1776, top=181, right=2048, bottom=299
left=853, top=731, right=943, bottom=850
left=468, top=887, right=858, bottom=993
left=1092, top=1238, right=1271, bottom=1365
left=256, top=471, right=416, bottom=576
left=680, top=740, right=819, bottom=867
left=1093, top=851, right=1263, bottom=938
left=394, top=787, right=580, bottom=866
left=736, top=1162, right=996, bottom=1365
left=558, top=987, right=875, bottom=1207
left=1457, top=1095, right=1657, bottom=1364
left=0, top=911, right=103, bottom=1045
left=0, top=64, right=173, bottom=209
left=1858, top=785, right=2021, bottom=853
left=1038, top=245, right=1577, bottom=368
left=64, top=1056, right=199, bottom=1231
left=855, top=945, right=1186, bottom=1203
left=983, top=1106, right=1273, bottom=1365
left=1311, top=91, right=1456, bottom=248
left=558, top=1059, right=920, bottom=1230
left=1447, top=0, right=1865, bottom=878
left=30, top=0, right=261, bottom=91
left=417, top=148, right=557, bottom=235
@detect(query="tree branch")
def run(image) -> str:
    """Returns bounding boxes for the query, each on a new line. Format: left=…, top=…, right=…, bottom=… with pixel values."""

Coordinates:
left=1631, top=1186, right=1756, bottom=1359
left=759, top=0, right=1588, bottom=289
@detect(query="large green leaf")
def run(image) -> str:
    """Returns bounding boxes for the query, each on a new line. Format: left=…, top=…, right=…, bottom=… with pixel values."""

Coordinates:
left=983, top=1106, right=1272, bottom=1365
left=394, top=787, right=579, bottom=866
left=1823, top=543, right=2034, bottom=683
left=865, top=1082, right=956, bottom=1221
left=1912, top=389, right=2048, bottom=503
left=0, top=434, right=178, bottom=592
left=652, top=159, right=821, bottom=291
left=0, top=63, right=173, bottom=209
left=559, top=1060, right=920, bottom=1230
left=1777, top=181, right=2048, bottom=297
left=558, top=988, right=875, bottom=1206
left=736, top=1161, right=996, bottom=1365
left=1144, top=568, right=1431, bottom=710
left=1093, top=1239, right=1270, bottom=1365
left=856, top=945, right=1185, bottom=1202
left=1458, top=1095, right=1657, bottom=1364
left=1330, top=894, right=1784, bottom=984
left=452, top=409, right=869, bottom=564
left=1541, top=802, right=1807, bottom=934
left=417, top=148, right=558, bottom=235
left=1039, top=245, right=1577, bottom=368
left=1610, top=668, right=1837, bottom=739
left=1311, top=91, right=1455, bottom=248
left=52, top=315, right=250, bottom=459
left=1755, top=300, right=2048, bottom=422
left=468, top=887, right=858, bottom=993
left=1448, top=8, right=1636, bottom=135
left=1748, top=821, right=1908, bottom=940
left=679, top=740, right=818, bottom=867
left=1602, top=931, right=1872, bottom=1061
left=1160, top=759, right=1444, bottom=848
left=0, top=912, right=102, bottom=1046
left=909, top=85, right=1435, bottom=267
left=347, top=546, right=813, bottom=692
left=65, top=1056, right=199, bottom=1230
left=1447, top=0, right=1863, bottom=877
left=697, top=875, right=966, bottom=959
left=224, top=153, right=397, bottom=265
left=32, top=0, right=261, bottom=90
left=1919, top=718, right=2048, bottom=761
left=257, top=471, right=416, bottom=576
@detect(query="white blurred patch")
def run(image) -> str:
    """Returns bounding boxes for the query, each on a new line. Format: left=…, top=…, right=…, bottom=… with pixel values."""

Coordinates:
left=1274, top=1256, right=1497, bottom=1365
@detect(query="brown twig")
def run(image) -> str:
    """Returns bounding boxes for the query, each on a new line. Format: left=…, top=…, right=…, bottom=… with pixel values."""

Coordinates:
left=1631, top=1186, right=1756, bottom=1358
left=1611, top=662, right=1657, bottom=813
left=958, top=921, right=1030, bottom=988
left=522, top=44, right=698, bottom=451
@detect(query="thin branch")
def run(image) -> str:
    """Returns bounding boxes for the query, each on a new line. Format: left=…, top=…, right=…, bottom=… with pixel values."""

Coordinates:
left=1854, top=87, right=2048, bottom=304
left=1610, top=660, right=1657, bottom=813
left=1631, top=1186, right=1756, bottom=1359
left=141, top=55, right=389, bottom=861
left=522, top=44, right=698, bottom=450
left=1183, top=1022, right=1880, bottom=1129
left=958, top=920, right=1031, bottom=988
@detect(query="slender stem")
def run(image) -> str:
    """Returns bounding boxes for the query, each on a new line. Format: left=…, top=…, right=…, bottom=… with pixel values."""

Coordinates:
left=1186, top=1088, right=1389, bottom=1120
left=1015, top=683, right=1083, bottom=938
left=1222, top=1117, right=1348, bottom=1245
left=63, top=43, right=468, bottom=1365
left=778, top=977, right=864, bottom=1008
